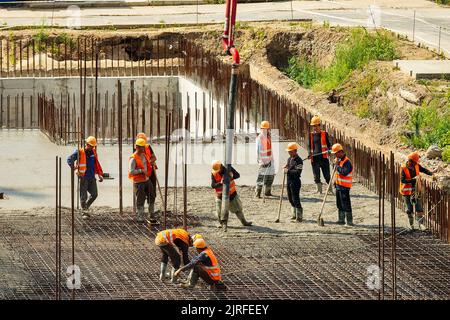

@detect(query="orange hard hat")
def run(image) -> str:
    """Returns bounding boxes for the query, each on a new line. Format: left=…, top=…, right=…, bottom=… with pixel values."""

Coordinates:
left=85, top=136, right=97, bottom=147
left=193, top=238, right=207, bottom=249
left=260, top=121, right=270, bottom=129
left=211, top=160, right=222, bottom=173
left=285, top=142, right=299, bottom=152
left=310, top=115, right=321, bottom=126
left=136, top=132, right=147, bottom=141
left=408, top=151, right=420, bottom=163
left=331, top=143, right=343, bottom=154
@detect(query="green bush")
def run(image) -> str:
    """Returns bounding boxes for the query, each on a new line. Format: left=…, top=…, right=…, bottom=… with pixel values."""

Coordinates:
left=284, top=57, right=321, bottom=88
left=443, top=146, right=450, bottom=163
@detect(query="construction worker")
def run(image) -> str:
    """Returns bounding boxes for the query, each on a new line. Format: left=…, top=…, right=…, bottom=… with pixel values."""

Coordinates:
left=128, top=138, right=156, bottom=223
left=255, top=120, right=275, bottom=198
left=331, top=143, right=353, bottom=226
left=136, top=132, right=158, bottom=221
left=174, top=238, right=223, bottom=290
left=155, top=229, right=203, bottom=283
left=211, top=160, right=252, bottom=228
left=309, top=115, right=332, bottom=194
left=284, top=142, right=304, bottom=222
left=67, top=136, right=103, bottom=219
left=400, top=151, right=435, bottom=230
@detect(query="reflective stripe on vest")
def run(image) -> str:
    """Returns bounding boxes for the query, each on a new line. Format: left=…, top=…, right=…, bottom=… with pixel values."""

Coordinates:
left=399, top=164, right=419, bottom=196
left=78, top=148, right=99, bottom=177
left=335, top=156, right=353, bottom=188
left=162, top=229, right=173, bottom=244
left=310, top=131, right=329, bottom=163
left=212, top=172, right=236, bottom=195
left=258, top=134, right=272, bottom=163
left=128, top=152, right=152, bottom=183
left=202, top=248, right=221, bottom=281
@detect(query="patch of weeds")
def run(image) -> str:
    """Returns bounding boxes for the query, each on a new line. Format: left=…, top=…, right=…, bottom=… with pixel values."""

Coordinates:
left=235, top=21, right=250, bottom=30
left=323, top=20, right=330, bottom=28
left=355, top=101, right=373, bottom=119
left=284, top=56, right=321, bottom=88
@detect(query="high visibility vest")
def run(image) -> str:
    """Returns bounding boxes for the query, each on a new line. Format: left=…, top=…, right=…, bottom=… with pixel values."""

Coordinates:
left=145, top=144, right=158, bottom=170
left=335, top=156, right=353, bottom=188
left=201, top=247, right=221, bottom=281
left=77, top=148, right=101, bottom=177
left=399, top=164, right=419, bottom=196
left=212, top=172, right=236, bottom=196
left=257, top=134, right=272, bottom=164
left=158, top=228, right=190, bottom=246
left=128, top=152, right=152, bottom=183
left=310, top=131, right=329, bottom=163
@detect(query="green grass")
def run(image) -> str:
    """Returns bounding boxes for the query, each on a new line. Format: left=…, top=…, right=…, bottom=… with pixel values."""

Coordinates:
left=284, top=28, right=398, bottom=92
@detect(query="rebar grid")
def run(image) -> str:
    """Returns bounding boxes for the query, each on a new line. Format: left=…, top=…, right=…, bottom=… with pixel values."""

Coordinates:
left=1, top=211, right=449, bottom=300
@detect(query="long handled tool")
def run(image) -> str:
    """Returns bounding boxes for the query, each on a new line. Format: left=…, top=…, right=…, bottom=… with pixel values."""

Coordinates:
left=302, top=150, right=328, bottom=161
left=317, top=165, right=337, bottom=226
left=275, top=172, right=286, bottom=223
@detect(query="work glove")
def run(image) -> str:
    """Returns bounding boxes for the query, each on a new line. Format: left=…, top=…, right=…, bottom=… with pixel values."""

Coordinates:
left=98, top=175, right=103, bottom=182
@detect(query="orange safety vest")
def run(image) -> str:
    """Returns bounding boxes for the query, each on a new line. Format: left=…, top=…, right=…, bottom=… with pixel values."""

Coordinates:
left=128, top=152, right=152, bottom=183
left=145, top=144, right=158, bottom=170
left=335, top=156, right=353, bottom=188
left=159, top=228, right=190, bottom=246
left=258, top=134, right=272, bottom=163
left=399, top=164, right=419, bottom=196
left=201, top=247, right=221, bottom=281
left=212, top=172, right=237, bottom=196
left=77, top=148, right=102, bottom=177
left=310, top=131, right=329, bottom=163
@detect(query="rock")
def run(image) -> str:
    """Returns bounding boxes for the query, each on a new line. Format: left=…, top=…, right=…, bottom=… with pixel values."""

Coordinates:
left=436, top=176, right=450, bottom=194
left=426, top=145, right=443, bottom=159
left=399, top=88, right=421, bottom=105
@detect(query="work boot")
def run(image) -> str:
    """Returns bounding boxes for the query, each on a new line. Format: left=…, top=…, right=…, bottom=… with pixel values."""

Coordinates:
left=408, top=214, right=414, bottom=230
left=264, top=186, right=273, bottom=197
left=295, top=207, right=303, bottom=222
left=136, top=207, right=145, bottom=223
left=235, top=211, right=252, bottom=226
left=337, top=211, right=345, bottom=225
left=327, top=185, right=334, bottom=195
left=316, top=183, right=323, bottom=194
left=345, top=211, right=354, bottom=226
left=180, top=270, right=199, bottom=289
left=170, top=267, right=179, bottom=283
left=81, top=208, right=91, bottom=220
left=222, top=220, right=228, bottom=232
left=290, top=207, right=297, bottom=220
left=148, top=203, right=157, bottom=224
left=254, top=186, right=262, bottom=199
left=159, top=262, right=168, bottom=282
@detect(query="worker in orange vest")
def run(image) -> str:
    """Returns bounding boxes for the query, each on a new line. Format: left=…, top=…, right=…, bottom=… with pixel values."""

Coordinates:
left=211, top=160, right=252, bottom=228
left=67, top=136, right=103, bottom=219
left=135, top=132, right=158, bottom=223
left=399, top=151, right=434, bottom=230
left=309, top=115, right=332, bottom=194
left=174, top=238, right=224, bottom=290
left=284, top=142, right=304, bottom=222
left=255, top=120, right=275, bottom=198
left=128, top=138, right=154, bottom=223
left=155, top=229, right=203, bottom=283
left=331, top=143, right=354, bottom=226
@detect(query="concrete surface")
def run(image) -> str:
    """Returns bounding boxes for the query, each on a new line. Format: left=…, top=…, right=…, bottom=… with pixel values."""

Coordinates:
left=394, top=59, right=450, bottom=79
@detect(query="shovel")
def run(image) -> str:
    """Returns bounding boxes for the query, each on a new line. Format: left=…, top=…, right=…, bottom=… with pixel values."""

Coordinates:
left=275, top=172, right=287, bottom=223
left=317, top=165, right=337, bottom=226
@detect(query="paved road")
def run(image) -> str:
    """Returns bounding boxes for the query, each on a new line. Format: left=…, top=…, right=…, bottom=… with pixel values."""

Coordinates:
left=0, top=0, right=449, bottom=55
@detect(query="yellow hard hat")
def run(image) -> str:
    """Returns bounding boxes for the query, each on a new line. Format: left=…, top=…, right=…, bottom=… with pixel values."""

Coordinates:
left=192, top=234, right=203, bottom=242
left=85, top=136, right=97, bottom=147
left=211, top=160, right=222, bottom=173
left=136, top=132, right=147, bottom=141
left=135, top=138, right=146, bottom=147
left=310, top=115, right=321, bottom=126
left=286, top=142, right=299, bottom=152
left=154, top=233, right=168, bottom=246
left=331, top=143, right=343, bottom=154
left=260, top=120, right=270, bottom=129
left=193, top=238, right=207, bottom=249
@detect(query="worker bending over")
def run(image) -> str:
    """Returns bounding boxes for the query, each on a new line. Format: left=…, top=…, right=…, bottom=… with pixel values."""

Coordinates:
left=400, top=151, right=435, bottom=230
left=309, top=115, right=332, bottom=194
left=155, top=229, right=202, bottom=283
left=211, top=160, right=252, bottom=228
left=331, top=143, right=354, bottom=226
left=174, top=238, right=224, bottom=290
left=255, top=120, right=275, bottom=198
left=284, top=142, right=304, bottom=222
left=67, top=136, right=103, bottom=219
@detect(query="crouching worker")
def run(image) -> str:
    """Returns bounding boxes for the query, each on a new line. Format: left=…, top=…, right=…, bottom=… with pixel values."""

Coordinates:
left=211, top=160, right=252, bottom=228
left=284, top=142, right=304, bottom=222
left=155, top=229, right=203, bottom=283
left=174, top=238, right=225, bottom=290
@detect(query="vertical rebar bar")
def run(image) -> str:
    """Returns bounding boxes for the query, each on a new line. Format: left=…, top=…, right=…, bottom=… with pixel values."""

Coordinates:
left=118, top=80, right=123, bottom=215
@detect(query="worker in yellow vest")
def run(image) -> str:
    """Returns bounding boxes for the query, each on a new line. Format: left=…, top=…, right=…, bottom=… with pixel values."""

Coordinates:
left=309, top=115, right=332, bottom=194
left=67, top=136, right=103, bottom=219
left=255, top=120, right=275, bottom=198
left=331, top=143, right=354, bottom=226
left=399, top=152, right=434, bottom=230
left=128, top=138, right=155, bottom=223
left=155, top=229, right=203, bottom=283
left=136, top=132, right=158, bottom=223
left=211, top=160, right=252, bottom=228
left=174, top=238, right=224, bottom=290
